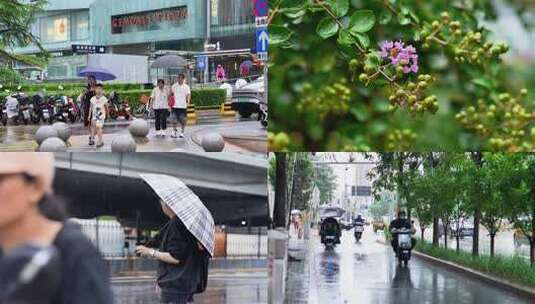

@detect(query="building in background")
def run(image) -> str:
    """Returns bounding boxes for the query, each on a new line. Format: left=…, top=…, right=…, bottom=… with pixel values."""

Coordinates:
left=13, top=0, right=257, bottom=82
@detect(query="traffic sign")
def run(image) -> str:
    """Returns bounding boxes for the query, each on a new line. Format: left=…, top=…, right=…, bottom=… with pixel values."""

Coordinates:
left=196, top=55, right=207, bottom=70
left=72, top=44, right=106, bottom=54
left=254, top=0, right=268, bottom=17
left=256, top=27, right=268, bottom=53
left=256, top=16, right=268, bottom=28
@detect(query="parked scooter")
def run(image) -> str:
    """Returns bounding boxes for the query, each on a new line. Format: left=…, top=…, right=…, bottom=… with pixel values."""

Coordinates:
left=66, top=96, right=81, bottom=123
left=354, top=222, right=364, bottom=242
left=320, top=217, right=341, bottom=250
left=17, top=94, right=32, bottom=125
left=391, top=227, right=413, bottom=267
left=52, top=96, right=69, bottom=123
left=2, top=94, right=21, bottom=126
left=108, top=91, right=131, bottom=120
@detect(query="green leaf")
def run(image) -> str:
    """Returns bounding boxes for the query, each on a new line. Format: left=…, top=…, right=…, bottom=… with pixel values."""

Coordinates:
left=269, top=25, right=293, bottom=45
left=337, top=29, right=357, bottom=46
left=472, top=78, right=492, bottom=90
left=350, top=106, right=371, bottom=122
left=353, top=32, right=370, bottom=49
left=316, top=17, right=339, bottom=39
left=325, top=0, right=349, bottom=18
left=379, top=10, right=393, bottom=25
left=349, top=10, right=376, bottom=33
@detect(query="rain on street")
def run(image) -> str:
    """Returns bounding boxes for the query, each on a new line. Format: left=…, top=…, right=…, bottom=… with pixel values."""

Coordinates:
left=285, top=225, right=533, bottom=304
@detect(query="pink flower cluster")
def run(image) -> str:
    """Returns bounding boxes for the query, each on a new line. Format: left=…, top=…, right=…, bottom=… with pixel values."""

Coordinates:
left=379, top=41, right=419, bottom=74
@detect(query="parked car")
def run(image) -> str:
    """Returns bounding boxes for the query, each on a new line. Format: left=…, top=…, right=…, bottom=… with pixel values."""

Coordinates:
left=231, top=76, right=265, bottom=119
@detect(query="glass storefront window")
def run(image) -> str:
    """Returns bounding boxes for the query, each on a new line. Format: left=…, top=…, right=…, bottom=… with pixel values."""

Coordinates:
left=40, top=15, right=69, bottom=43
left=212, top=0, right=254, bottom=26
left=71, top=11, right=89, bottom=41
left=47, top=65, right=68, bottom=78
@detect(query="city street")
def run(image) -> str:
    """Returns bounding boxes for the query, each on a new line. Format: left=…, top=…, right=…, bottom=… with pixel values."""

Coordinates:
left=285, top=226, right=532, bottom=304
left=112, top=270, right=267, bottom=304
left=0, top=114, right=266, bottom=153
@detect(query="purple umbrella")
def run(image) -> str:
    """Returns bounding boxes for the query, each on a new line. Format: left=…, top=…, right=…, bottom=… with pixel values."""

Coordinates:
left=78, top=66, right=116, bottom=81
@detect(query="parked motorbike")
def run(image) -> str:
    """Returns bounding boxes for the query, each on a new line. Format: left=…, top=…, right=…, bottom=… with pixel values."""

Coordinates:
left=52, top=96, right=69, bottom=123
left=42, top=96, right=55, bottom=124
left=17, top=94, right=32, bottom=125
left=320, top=217, right=341, bottom=250
left=65, top=96, right=81, bottom=123
left=258, top=100, right=268, bottom=128
left=392, top=227, right=413, bottom=267
left=108, top=91, right=131, bottom=120
left=2, top=95, right=21, bottom=126
left=354, top=222, right=364, bottom=242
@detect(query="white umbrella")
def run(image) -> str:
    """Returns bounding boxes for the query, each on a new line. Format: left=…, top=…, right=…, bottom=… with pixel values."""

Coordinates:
left=140, top=173, right=215, bottom=257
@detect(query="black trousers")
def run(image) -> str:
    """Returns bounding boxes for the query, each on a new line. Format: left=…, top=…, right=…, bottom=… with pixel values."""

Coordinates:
left=154, top=109, right=168, bottom=131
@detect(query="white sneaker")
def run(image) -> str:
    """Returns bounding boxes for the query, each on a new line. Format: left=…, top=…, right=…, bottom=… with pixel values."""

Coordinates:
left=171, top=130, right=178, bottom=138
left=179, top=133, right=184, bottom=138
left=161, top=130, right=166, bottom=137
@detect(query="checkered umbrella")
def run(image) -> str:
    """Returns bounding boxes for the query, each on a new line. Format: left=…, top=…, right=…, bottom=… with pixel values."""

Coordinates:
left=140, top=173, right=215, bottom=257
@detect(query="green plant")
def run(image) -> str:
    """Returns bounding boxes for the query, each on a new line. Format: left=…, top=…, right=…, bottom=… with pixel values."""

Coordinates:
left=269, top=0, right=535, bottom=151
left=415, top=239, right=535, bottom=287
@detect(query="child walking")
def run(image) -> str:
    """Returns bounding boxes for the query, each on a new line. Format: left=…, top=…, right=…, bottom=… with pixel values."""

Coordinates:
left=89, top=83, right=108, bottom=148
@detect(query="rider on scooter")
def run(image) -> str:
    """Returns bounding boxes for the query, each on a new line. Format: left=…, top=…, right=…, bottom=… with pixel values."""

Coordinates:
left=389, top=211, right=416, bottom=256
left=354, top=213, right=365, bottom=226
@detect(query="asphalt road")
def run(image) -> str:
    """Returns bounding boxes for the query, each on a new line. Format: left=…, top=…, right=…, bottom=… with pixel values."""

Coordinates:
left=286, top=226, right=532, bottom=304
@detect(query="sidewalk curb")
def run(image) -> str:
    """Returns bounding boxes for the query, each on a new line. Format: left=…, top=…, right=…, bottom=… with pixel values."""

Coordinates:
left=412, top=250, right=535, bottom=300
left=112, top=269, right=268, bottom=284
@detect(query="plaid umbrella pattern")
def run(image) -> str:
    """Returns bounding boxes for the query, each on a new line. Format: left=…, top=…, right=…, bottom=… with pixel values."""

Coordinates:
left=140, top=173, right=215, bottom=257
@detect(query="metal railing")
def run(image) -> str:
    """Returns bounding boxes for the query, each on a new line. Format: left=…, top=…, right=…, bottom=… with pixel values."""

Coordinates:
left=72, top=218, right=267, bottom=259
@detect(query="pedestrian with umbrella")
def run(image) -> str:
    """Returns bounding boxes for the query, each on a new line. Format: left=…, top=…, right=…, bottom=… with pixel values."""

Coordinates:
left=78, top=66, right=116, bottom=146
left=135, top=174, right=214, bottom=304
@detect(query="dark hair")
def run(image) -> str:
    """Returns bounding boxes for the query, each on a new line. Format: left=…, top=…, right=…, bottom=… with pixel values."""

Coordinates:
left=22, top=173, right=67, bottom=221
left=157, top=79, right=165, bottom=85
left=95, top=83, right=104, bottom=88
left=178, top=74, right=185, bottom=79
left=38, top=194, right=67, bottom=222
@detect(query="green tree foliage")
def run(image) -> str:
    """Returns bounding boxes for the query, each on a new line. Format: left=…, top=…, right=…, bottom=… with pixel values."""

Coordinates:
left=369, top=191, right=395, bottom=220
left=372, top=152, right=535, bottom=266
left=0, top=0, right=48, bottom=68
left=268, top=0, right=535, bottom=151
left=314, top=162, right=337, bottom=204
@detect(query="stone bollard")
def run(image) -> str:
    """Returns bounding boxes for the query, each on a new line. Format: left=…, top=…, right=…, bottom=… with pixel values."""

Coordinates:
left=52, top=122, right=71, bottom=143
left=201, top=133, right=225, bottom=152
left=35, top=126, right=58, bottom=145
left=39, top=137, right=67, bottom=152
left=111, top=135, right=137, bottom=152
left=128, top=119, right=150, bottom=138
left=268, top=228, right=288, bottom=304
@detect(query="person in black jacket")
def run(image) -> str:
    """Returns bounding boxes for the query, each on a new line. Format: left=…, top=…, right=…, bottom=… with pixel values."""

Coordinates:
left=136, top=201, right=209, bottom=304
left=82, top=75, right=97, bottom=144
left=0, top=153, right=113, bottom=304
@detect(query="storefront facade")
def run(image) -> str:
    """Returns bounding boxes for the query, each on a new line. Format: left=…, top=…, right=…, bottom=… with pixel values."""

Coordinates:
left=13, top=0, right=256, bottom=81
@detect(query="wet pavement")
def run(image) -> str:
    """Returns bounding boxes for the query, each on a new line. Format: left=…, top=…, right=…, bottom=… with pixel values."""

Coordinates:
left=285, top=226, right=533, bottom=304
left=0, top=118, right=266, bottom=153
left=112, top=270, right=267, bottom=304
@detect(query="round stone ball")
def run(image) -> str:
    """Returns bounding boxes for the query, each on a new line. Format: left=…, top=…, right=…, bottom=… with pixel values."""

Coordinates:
left=35, top=126, right=59, bottom=145
left=52, top=122, right=71, bottom=142
left=39, top=137, right=67, bottom=152
left=111, top=135, right=137, bottom=152
left=128, top=119, right=150, bottom=138
left=201, top=133, right=225, bottom=152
